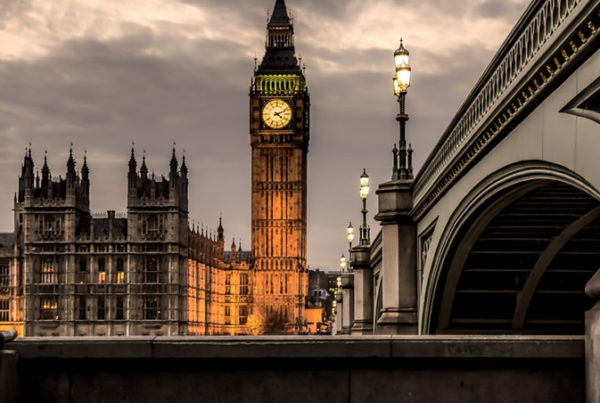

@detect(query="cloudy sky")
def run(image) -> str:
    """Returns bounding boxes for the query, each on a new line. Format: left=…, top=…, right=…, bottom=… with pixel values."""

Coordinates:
left=0, top=0, right=529, bottom=268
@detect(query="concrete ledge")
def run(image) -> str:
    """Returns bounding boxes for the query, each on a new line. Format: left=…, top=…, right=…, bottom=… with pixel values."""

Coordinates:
left=8, top=335, right=584, bottom=360
left=0, top=350, right=17, bottom=403
left=7, top=336, right=585, bottom=403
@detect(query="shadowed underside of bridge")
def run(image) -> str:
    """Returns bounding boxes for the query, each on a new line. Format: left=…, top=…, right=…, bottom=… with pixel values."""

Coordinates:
left=433, top=181, right=600, bottom=334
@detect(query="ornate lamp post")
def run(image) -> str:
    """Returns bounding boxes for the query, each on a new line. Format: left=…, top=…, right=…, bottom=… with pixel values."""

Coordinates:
left=339, top=254, right=347, bottom=272
left=392, top=39, right=413, bottom=180
left=346, top=222, right=354, bottom=269
left=359, top=169, right=370, bottom=245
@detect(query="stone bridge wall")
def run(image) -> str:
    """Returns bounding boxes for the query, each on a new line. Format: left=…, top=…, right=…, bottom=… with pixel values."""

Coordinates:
left=2, top=336, right=585, bottom=403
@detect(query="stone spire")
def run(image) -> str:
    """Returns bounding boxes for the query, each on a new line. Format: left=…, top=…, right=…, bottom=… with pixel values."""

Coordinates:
left=217, top=216, right=224, bottom=241
left=269, top=0, right=290, bottom=26
left=231, top=237, right=237, bottom=263
left=169, top=144, right=178, bottom=179
left=23, top=146, right=34, bottom=191
left=257, top=0, right=300, bottom=74
left=140, top=151, right=148, bottom=179
left=128, top=145, right=137, bottom=174
left=180, top=153, right=188, bottom=178
left=41, top=151, right=50, bottom=193
left=66, top=144, right=76, bottom=185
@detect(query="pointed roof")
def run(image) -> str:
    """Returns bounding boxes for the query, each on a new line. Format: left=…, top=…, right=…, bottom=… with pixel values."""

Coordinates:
left=81, top=151, right=90, bottom=176
left=170, top=145, right=178, bottom=173
left=128, top=146, right=137, bottom=171
left=42, top=151, right=50, bottom=176
left=257, top=0, right=300, bottom=75
left=67, top=145, right=76, bottom=174
left=140, top=152, right=148, bottom=180
left=180, top=152, right=187, bottom=175
left=269, top=0, right=290, bottom=26
left=81, top=151, right=89, bottom=177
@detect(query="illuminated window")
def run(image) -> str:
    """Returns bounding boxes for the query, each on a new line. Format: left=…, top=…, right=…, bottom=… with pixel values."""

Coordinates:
left=116, top=296, right=124, bottom=320
left=78, top=296, right=86, bottom=320
left=98, top=258, right=106, bottom=284
left=97, top=296, right=105, bottom=320
left=224, top=306, right=231, bottom=324
left=40, top=297, right=58, bottom=320
left=225, top=274, right=231, bottom=295
left=285, top=274, right=288, bottom=294
left=280, top=276, right=283, bottom=294
left=116, top=258, right=124, bottom=283
left=0, top=263, right=8, bottom=287
left=41, top=261, right=57, bottom=284
left=240, top=274, right=248, bottom=296
left=0, top=299, right=9, bottom=321
left=144, top=257, right=158, bottom=283
left=143, top=296, right=160, bottom=320
left=239, top=306, right=248, bottom=325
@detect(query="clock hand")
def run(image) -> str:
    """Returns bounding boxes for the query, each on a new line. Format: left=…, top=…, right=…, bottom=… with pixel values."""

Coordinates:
left=273, top=111, right=282, bottom=117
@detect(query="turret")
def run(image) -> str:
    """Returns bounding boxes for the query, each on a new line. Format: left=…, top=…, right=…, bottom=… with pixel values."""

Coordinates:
left=140, top=152, right=148, bottom=180
left=217, top=216, right=224, bottom=242
left=81, top=152, right=90, bottom=200
left=257, top=0, right=301, bottom=75
left=231, top=238, right=237, bottom=264
left=41, top=151, right=50, bottom=197
left=23, top=148, right=34, bottom=195
left=128, top=147, right=137, bottom=188
left=66, top=145, right=76, bottom=188
left=169, top=146, right=178, bottom=184
left=180, top=154, right=188, bottom=195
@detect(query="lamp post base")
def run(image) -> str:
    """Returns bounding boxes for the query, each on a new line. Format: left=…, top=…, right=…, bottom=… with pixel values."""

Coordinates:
left=377, top=308, right=417, bottom=335
left=351, top=320, right=373, bottom=335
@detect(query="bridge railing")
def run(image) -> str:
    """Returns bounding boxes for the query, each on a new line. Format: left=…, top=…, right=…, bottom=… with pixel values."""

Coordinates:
left=3, top=335, right=586, bottom=403
left=413, top=0, right=588, bottom=211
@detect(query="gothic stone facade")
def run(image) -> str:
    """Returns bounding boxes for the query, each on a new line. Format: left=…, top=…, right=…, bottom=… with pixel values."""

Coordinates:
left=249, top=0, right=309, bottom=333
left=0, top=148, right=253, bottom=336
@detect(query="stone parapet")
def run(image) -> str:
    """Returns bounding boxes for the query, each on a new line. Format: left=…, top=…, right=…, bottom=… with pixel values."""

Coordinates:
left=6, top=336, right=585, bottom=403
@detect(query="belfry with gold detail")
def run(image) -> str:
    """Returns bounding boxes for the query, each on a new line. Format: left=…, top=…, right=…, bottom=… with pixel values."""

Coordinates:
left=249, top=0, right=309, bottom=333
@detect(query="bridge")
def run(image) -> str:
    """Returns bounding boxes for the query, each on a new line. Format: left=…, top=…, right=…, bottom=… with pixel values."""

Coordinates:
left=414, top=0, right=600, bottom=336
left=0, top=0, right=599, bottom=402
left=338, top=0, right=600, bottom=336
left=335, top=0, right=600, bottom=398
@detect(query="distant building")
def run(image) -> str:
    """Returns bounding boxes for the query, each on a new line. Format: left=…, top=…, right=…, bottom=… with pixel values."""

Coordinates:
left=0, top=0, right=314, bottom=337
left=249, top=0, right=310, bottom=333
left=0, top=147, right=254, bottom=336
left=306, top=269, right=339, bottom=333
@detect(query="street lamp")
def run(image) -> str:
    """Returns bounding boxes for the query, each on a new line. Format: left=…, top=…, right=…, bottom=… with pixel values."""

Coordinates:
left=346, top=222, right=354, bottom=246
left=346, top=222, right=354, bottom=269
left=392, top=39, right=413, bottom=180
left=340, top=254, right=347, bottom=272
left=359, top=169, right=370, bottom=245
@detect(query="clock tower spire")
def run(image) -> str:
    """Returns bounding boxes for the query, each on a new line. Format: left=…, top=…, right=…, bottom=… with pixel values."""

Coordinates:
left=250, top=0, right=309, bottom=334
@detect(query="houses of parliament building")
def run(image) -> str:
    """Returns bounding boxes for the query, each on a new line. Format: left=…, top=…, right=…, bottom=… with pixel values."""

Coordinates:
left=0, top=0, right=310, bottom=336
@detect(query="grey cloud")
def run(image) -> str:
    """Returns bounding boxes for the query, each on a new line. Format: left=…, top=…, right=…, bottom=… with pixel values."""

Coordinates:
left=474, top=0, right=528, bottom=19
left=0, top=0, right=527, bottom=268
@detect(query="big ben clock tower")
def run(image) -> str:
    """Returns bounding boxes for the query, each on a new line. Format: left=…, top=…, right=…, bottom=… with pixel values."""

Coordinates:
left=250, top=0, right=309, bottom=333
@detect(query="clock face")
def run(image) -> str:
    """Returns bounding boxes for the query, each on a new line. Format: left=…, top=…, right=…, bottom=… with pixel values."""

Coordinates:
left=262, top=99, right=292, bottom=129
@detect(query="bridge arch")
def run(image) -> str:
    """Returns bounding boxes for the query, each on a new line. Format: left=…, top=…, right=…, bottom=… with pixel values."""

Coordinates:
left=423, top=161, right=600, bottom=334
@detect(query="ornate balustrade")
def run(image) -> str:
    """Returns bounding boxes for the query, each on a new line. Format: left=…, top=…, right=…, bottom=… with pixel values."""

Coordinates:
left=413, top=0, right=599, bottom=218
